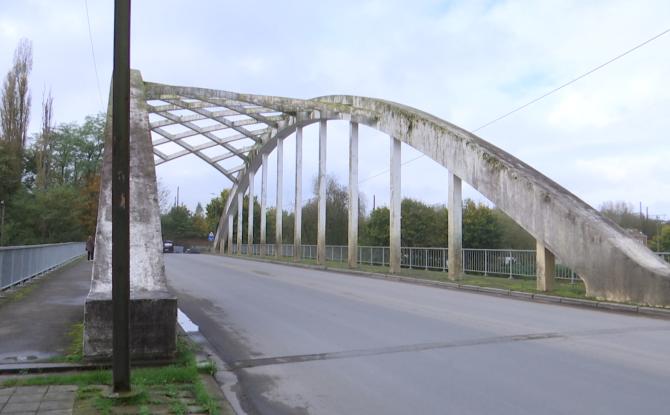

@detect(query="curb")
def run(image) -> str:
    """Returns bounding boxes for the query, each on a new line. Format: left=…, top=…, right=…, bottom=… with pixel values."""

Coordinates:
left=220, top=254, right=670, bottom=320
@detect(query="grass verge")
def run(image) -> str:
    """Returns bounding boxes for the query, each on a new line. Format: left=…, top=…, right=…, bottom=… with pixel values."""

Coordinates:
left=247, top=254, right=590, bottom=300
left=2, top=336, right=221, bottom=415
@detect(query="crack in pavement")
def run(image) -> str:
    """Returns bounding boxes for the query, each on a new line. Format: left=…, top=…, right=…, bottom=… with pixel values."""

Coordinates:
left=230, top=324, right=670, bottom=370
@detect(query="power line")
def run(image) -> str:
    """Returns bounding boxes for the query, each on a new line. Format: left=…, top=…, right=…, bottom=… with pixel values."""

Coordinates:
left=84, top=0, right=104, bottom=110
left=472, top=27, right=670, bottom=133
left=358, top=26, right=670, bottom=183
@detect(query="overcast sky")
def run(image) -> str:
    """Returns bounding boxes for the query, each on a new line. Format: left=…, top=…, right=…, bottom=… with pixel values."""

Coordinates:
left=1, top=0, right=669, bottom=221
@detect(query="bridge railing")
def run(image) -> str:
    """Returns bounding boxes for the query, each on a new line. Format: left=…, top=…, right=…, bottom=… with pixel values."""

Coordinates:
left=0, top=242, right=85, bottom=291
left=229, top=244, right=669, bottom=282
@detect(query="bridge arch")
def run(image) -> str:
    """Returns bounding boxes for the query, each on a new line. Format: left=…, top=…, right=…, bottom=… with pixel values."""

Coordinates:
left=143, top=80, right=670, bottom=306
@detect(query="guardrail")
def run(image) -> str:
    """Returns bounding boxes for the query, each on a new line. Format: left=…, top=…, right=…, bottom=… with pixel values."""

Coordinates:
left=0, top=242, right=85, bottom=291
left=230, top=245, right=670, bottom=282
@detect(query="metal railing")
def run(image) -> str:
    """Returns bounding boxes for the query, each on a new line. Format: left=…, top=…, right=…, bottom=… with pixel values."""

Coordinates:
left=658, top=252, right=670, bottom=263
left=229, top=243, right=597, bottom=281
left=0, top=242, right=85, bottom=291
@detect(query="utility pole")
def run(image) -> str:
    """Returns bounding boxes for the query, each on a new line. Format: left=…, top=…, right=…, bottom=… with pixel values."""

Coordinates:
left=112, top=0, right=131, bottom=393
left=0, top=200, right=5, bottom=246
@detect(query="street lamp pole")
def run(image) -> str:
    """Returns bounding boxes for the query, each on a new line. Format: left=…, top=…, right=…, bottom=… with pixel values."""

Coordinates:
left=112, top=0, right=131, bottom=393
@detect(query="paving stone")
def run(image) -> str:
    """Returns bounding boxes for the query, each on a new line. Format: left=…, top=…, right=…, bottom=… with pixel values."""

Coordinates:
left=37, top=410, right=73, bottom=415
left=0, top=394, right=10, bottom=405
left=0, top=388, right=15, bottom=396
left=42, top=392, right=75, bottom=402
left=13, top=386, right=47, bottom=396
left=2, top=401, right=41, bottom=412
left=1, top=412, right=36, bottom=415
left=45, top=387, right=76, bottom=394
left=39, top=400, right=72, bottom=411
left=8, top=394, right=41, bottom=404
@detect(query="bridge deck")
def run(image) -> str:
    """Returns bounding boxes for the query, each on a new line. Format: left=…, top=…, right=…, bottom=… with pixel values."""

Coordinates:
left=167, top=254, right=670, bottom=415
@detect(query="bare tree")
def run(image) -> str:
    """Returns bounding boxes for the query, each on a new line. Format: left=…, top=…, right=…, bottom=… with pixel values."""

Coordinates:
left=1, top=38, right=33, bottom=149
left=35, top=89, right=54, bottom=190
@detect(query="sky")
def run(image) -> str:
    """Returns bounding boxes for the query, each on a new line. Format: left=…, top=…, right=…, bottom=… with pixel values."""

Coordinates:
left=1, top=0, right=669, bottom=221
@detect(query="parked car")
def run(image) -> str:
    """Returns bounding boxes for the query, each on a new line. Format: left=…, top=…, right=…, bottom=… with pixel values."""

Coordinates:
left=163, top=240, right=174, bottom=253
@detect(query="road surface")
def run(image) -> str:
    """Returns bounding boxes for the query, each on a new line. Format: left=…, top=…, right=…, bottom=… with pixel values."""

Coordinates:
left=165, top=254, right=670, bottom=415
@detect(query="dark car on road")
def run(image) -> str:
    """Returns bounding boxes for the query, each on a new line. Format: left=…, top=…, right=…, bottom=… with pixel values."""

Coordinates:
left=163, top=240, right=174, bottom=253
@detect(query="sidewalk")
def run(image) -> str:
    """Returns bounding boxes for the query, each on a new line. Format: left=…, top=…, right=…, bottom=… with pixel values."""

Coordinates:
left=0, top=259, right=91, bottom=364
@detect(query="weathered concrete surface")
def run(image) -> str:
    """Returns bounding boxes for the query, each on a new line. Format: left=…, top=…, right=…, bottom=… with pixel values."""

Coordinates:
left=389, top=137, right=401, bottom=274
left=83, top=70, right=176, bottom=360
left=247, top=170, right=254, bottom=253
left=448, top=173, right=463, bottom=280
left=144, top=82, right=670, bottom=306
left=536, top=241, right=555, bottom=291
left=317, top=120, right=327, bottom=265
left=348, top=122, right=358, bottom=268
left=276, top=136, right=283, bottom=256
left=294, top=126, right=303, bottom=261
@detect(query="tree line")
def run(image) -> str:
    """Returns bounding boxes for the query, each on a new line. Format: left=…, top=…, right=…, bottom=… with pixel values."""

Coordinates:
left=0, top=39, right=104, bottom=245
left=162, top=176, right=670, bottom=252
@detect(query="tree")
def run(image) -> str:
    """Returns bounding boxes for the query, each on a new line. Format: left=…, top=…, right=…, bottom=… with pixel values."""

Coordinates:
left=493, top=209, right=534, bottom=249
left=362, top=207, right=390, bottom=246
left=649, top=224, right=670, bottom=252
left=462, top=199, right=502, bottom=249
left=400, top=199, right=447, bottom=247
left=0, top=39, right=33, bottom=200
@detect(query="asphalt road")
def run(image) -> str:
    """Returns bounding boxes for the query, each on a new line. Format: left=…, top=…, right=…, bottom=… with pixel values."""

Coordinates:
left=165, top=254, right=670, bottom=415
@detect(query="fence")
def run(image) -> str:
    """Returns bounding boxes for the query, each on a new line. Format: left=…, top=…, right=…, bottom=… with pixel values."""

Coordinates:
left=229, top=244, right=599, bottom=281
left=0, top=242, right=85, bottom=291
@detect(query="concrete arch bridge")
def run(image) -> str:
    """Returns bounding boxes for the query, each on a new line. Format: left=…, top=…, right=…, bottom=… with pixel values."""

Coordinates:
left=85, top=70, right=670, bottom=359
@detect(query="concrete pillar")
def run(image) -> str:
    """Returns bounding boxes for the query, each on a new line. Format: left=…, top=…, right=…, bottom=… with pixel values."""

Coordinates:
left=294, top=126, right=302, bottom=261
left=389, top=136, right=401, bottom=274
left=247, top=170, right=254, bottom=254
left=227, top=214, right=233, bottom=255
left=260, top=152, right=268, bottom=255
left=448, top=173, right=462, bottom=280
left=236, top=192, right=243, bottom=255
left=536, top=240, right=555, bottom=291
left=317, top=120, right=327, bottom=265
left=276, top=136, right=283, bottom=257
left=348, top=122, right=359, bottom=268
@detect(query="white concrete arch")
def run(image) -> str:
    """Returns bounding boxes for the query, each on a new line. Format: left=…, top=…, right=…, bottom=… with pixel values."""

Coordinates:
left=143, top=81, right=670, bottom=306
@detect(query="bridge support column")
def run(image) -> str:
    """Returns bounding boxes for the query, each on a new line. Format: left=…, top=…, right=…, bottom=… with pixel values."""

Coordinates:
left=448, top=173, right=463, bottom=280
left=348, top=122, right=359, bottom=268
left=276, top=136, right=284, bottom=257
left=227, top=215, right=233, bottom=254
left=389, top=136, right=401, bottom=274
left=247, top=170, right=254, bottom=254
left=83, top=70, right=176, bottom=361
left=236, top=193, right=243, bottom=255
left=294, top=126, right=302, bottom=261
left=536, top=241, right=555, bottom=291
left=317, top=120, right=327, bottom=265
left=260, top=152, right=268, bottom=255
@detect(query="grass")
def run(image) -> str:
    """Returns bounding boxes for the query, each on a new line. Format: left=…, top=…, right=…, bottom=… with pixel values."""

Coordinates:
left=2, top=337, right=221, bottom=415
left=247, top=254, right=591, bottom=300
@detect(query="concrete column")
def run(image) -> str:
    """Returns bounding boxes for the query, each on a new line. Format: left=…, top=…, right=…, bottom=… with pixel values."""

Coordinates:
left=536, top=241, right=555, bottom=291
left=236, top=192, right=243, bottom=255
left=260, top=152, right=268, bottom=255
left=227, top=214, right=233, bottom=255
left=348, top=122, right=359, bottom=268
left=389, top=136, right=401, bottom=274
left=247, top=170, right=254, bottom=254
left=448, top=173, right=462, bottom=280
left=294, top=126, right=303, bottom=261
left=276, top=136, right=283, bottom=257
left=317, top=120, right=327, bottom=265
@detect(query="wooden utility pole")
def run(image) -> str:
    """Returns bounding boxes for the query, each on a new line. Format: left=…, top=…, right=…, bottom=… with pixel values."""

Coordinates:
left=112, top=0, right=131, bottom=393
